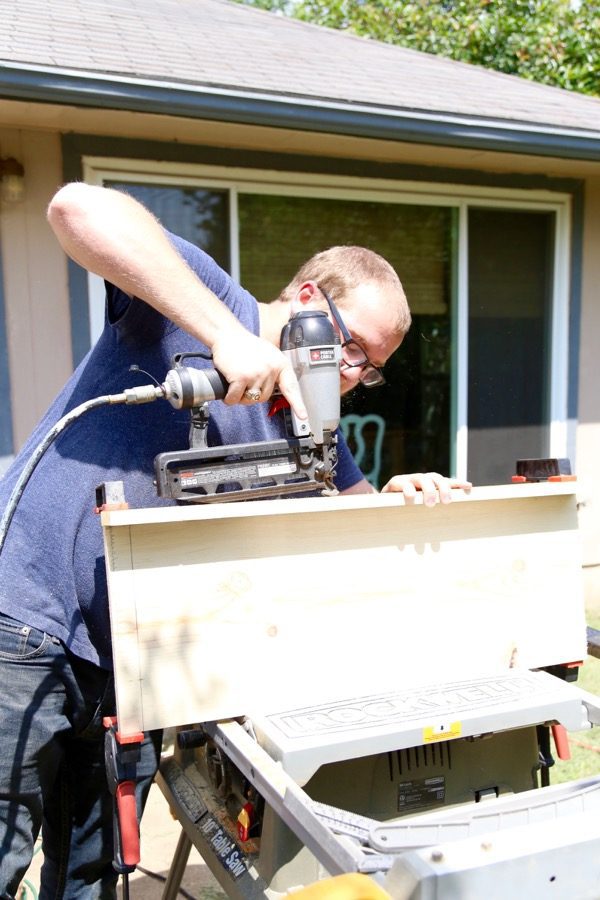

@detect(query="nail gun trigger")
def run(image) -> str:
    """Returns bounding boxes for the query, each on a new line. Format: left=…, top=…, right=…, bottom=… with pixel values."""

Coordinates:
left=268, top=397, right=290, bottom=417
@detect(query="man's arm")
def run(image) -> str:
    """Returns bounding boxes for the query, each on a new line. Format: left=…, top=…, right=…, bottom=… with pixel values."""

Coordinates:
left=341, top=473, right=471, bottom=504
left=47, top=183, right=306, bottom=417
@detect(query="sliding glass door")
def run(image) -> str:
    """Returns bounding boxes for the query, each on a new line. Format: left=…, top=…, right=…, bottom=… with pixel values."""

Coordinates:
left=239, top=194, right=455, bottom=483
left=87, top=165, right=567, bottom=488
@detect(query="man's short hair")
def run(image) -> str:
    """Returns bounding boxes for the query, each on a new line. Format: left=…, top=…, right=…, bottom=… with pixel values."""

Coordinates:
left=280, top=246, right=411, bottom=335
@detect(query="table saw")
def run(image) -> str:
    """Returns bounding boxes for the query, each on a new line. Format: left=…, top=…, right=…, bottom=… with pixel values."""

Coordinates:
left=101, top=481, right=600, bottom=899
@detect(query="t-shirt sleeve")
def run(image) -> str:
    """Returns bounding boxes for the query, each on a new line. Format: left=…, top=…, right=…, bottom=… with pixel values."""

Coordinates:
left=334, top=430, right=365, bottom=492
left=104, top=230, right=258, bottom=332
left=166, top=232, right=258, bottom=321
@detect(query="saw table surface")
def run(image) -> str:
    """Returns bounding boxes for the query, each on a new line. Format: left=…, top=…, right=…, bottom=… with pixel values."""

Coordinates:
left=251, top=669, right=594, bottom=785
left=101, top=483, right=586, bottom=736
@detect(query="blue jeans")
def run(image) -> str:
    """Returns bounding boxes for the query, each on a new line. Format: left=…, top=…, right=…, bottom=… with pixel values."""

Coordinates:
left=0, top=613, right=162, bottom=899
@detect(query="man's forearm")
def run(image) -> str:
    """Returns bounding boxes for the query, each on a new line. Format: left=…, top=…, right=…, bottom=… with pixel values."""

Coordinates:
left=47, top=182, right=247, bottom=349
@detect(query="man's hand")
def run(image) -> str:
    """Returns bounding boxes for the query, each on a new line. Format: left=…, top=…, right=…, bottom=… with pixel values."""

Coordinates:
left=211, top=330, right=307, bottom=420
left=380, top=473, right=472, bottom=506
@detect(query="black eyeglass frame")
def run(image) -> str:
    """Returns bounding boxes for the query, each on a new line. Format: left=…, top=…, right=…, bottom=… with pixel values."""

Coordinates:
left=317, top=286, right=386, bottom=388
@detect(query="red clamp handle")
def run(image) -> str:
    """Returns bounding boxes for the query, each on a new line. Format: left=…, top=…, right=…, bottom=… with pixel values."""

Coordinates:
left=552, top=724, right=571, bottom=761
left=116, top=781, right=141, bottom=866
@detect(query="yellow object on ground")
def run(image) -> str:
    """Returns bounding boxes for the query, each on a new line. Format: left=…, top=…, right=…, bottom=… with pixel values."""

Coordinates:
left=286, top=873, right=391, bottom=900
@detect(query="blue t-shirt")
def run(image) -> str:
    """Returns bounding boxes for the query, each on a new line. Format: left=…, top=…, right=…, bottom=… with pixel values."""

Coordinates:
left=0, top=236, right=363, bottom=668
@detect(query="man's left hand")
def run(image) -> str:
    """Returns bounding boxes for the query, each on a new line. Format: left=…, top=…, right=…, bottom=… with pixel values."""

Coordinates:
left=381, top=473, right=472, bottom=506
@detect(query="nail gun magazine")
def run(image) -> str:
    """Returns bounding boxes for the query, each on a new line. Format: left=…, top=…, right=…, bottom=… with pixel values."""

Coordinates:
left=153, top=308, right=342, bottom=503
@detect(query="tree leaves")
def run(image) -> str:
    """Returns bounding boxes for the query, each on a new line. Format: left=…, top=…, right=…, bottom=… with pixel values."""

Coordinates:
left=236, top=0, right=599, bottom=96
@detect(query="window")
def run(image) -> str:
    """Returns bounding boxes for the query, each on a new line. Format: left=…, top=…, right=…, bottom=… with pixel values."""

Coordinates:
left=467, top=208, right=555, bottom=485
left=106, top=182, right=230, bottom=271
left=238, top=194, right=455, bottom=479
left=84, top=160, right=570, bottom=487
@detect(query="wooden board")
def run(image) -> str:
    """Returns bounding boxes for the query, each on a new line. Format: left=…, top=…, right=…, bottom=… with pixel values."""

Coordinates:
left=102, top=484, right=587, bottom=735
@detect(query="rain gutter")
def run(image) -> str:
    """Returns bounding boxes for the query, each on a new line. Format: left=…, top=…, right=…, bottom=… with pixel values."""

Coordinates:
left=1, top=62, right=599, bottom=162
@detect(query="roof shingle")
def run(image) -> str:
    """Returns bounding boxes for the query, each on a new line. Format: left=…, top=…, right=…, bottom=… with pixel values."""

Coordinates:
left=1, top=0, right=599, bottom=134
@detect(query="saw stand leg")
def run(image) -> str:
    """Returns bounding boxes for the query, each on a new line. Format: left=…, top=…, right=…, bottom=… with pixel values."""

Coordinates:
left=161, top=829, right=193, bottom=900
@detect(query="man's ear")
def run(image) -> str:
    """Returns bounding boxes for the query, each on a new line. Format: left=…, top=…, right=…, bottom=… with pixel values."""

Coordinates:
left=290, top=281, right=319, bottom=314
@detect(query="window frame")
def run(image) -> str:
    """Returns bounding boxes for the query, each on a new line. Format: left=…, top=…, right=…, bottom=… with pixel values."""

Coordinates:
left=82, top=156, right=572, bottom=480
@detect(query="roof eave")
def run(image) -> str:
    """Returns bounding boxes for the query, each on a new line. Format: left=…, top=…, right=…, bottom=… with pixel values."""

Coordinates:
left=1, top=63, right=599, bottom=162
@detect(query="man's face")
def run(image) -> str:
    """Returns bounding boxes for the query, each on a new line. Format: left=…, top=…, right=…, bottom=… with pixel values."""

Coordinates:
left=331, top=283, right=404, bottom=396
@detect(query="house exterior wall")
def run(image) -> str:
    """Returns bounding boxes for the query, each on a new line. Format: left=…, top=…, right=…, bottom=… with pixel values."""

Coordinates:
left=0, top=114, right=598, bottom=595
left=0, top=127, right=71, bottom=447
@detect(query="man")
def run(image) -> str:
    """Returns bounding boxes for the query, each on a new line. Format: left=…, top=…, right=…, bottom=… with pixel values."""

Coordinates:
left=0, top=183, right=469, bottom=897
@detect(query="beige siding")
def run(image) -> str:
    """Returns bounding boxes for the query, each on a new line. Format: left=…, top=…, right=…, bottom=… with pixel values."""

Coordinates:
left=0, top=128, right=71, bottom=446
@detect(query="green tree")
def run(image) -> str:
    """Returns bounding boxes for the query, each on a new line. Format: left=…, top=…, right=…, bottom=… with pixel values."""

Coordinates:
left=237, top=0, right=600, bottom=96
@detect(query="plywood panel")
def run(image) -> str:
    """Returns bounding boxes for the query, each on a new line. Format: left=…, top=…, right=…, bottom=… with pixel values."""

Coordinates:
left=102, top=485, right=586, bottom=735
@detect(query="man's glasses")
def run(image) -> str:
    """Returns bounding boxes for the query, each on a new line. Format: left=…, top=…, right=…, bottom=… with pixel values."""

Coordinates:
left=318, top=286, right=386, bottom=388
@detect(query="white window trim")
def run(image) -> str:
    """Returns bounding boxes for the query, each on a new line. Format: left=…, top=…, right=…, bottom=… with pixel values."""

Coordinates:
left=82, top=157, right=572, bottom=480
left=454, top=202, right=470, bottom=481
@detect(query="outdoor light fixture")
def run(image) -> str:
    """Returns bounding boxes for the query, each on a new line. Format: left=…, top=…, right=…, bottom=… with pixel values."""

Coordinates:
left=0, top=157, right=25, bottom=204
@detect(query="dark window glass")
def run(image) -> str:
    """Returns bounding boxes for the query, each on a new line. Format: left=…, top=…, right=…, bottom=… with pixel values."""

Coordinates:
left=107, top=182, right=230, bottom=272
left=467, top=208, right=554, bottom=485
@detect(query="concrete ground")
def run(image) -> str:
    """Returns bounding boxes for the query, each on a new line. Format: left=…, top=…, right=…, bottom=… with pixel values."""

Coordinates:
left=21, top=781, right=226, bottom=900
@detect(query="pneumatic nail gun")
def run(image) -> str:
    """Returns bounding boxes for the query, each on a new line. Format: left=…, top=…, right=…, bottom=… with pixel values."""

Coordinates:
left=154, top=309, right=342, bottom=503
